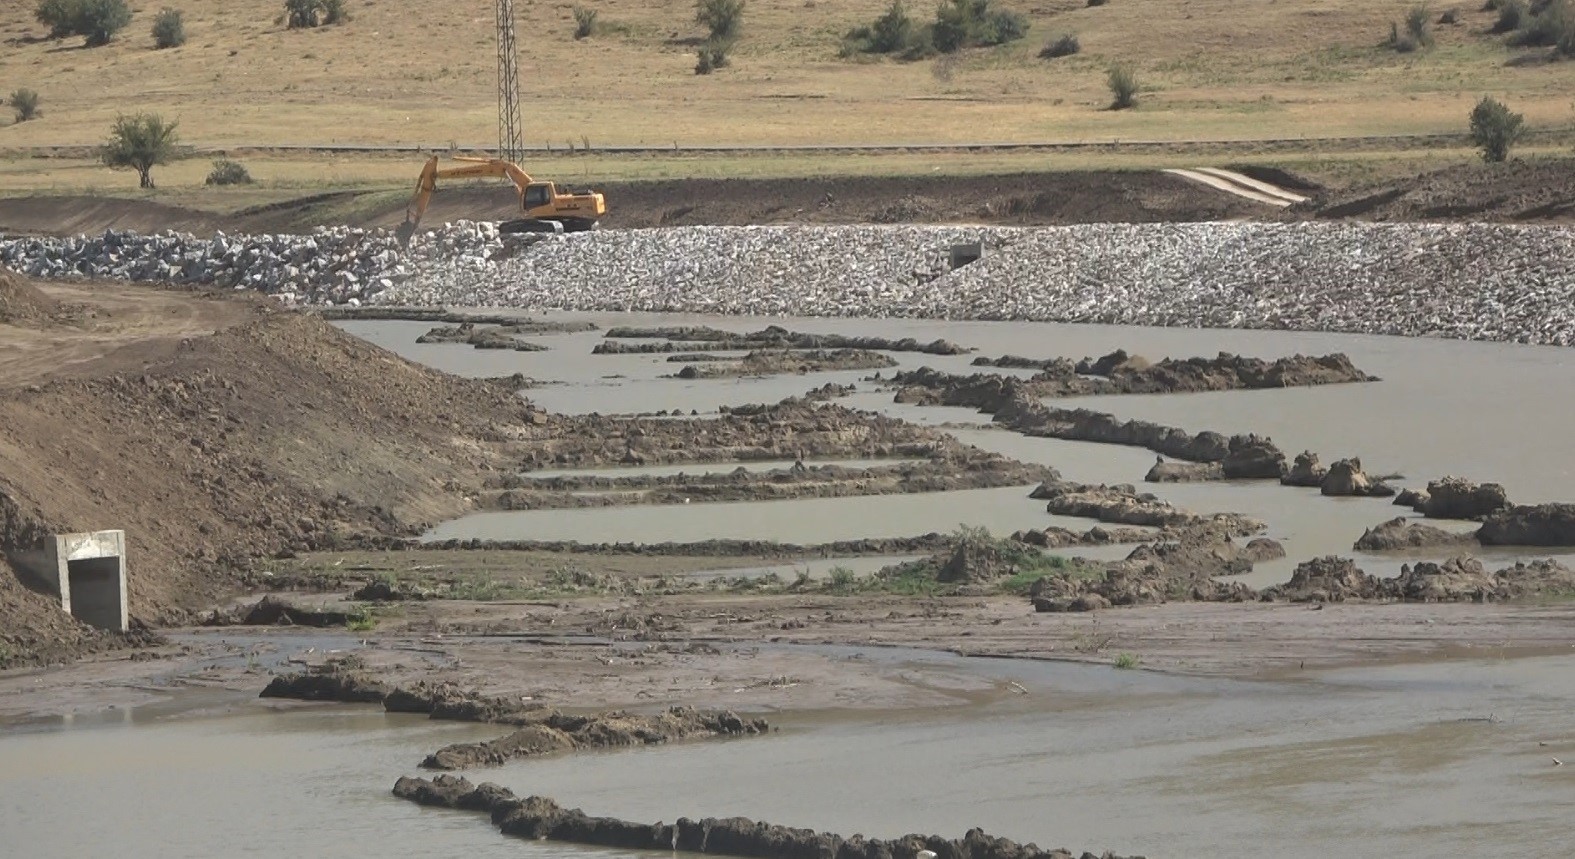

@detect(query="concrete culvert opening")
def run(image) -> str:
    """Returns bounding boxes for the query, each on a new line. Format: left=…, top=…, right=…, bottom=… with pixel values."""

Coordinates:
left=49, top=530, right=129, bottom=632
left=949, top=242, right=983, bottom=270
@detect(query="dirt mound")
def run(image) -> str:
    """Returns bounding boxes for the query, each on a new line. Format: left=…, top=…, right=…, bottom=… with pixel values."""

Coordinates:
left=1289, top=159, right=1575, bottom=223
left=0, top=268, right=58, bottom=325
left=0, top=303, right=535, bottom=663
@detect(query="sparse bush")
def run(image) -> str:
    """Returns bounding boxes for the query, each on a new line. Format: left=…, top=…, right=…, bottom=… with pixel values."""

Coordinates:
left=1113, top=652, right=1140, bottom=669
left=35, top=0, right=80, bottom=38
left=205, top=158, right=253, bottom=186
left=285, top=0, right=348, bottom=29
left=1039, top=32, right=1080, bottom=58
left=1107, top=63, right=1137, bottom=109
left=695, top=38, right=733, bottom=73
left=1470, top=95, right=1525, bottom=162
left=10, top=89, right=41, bottom=123
left=867, top=0, right=915, bottom=53
left=695, top=0, right=745, bottom=40
left=101, top=113, right=180, bottom=189
left=77, top=0, right=131, bottom=46
left=36, top=0, right=131, bottom=46
left=1440, top=8, right=1460, bottom=23
left=1407, top=4, right=1435, bottom=44
left=345, top=604, right=376, bottom=632
left=932, top=0, right=1029, bottom=52
left=1512, top=0, right=1575, bottom=53
left=1493, top=0, right=1527, bottom=32
left=152, top=7, right=185, bottom=48
left=1087, top=0, right=1107, bottom=6
left=573, top=6, right=598, bottom=39
left=828, top=565, right=857, bottom=591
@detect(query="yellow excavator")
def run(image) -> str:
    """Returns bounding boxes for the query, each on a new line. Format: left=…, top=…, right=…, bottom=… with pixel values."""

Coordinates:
left=395, top=154, right=608, bottom=244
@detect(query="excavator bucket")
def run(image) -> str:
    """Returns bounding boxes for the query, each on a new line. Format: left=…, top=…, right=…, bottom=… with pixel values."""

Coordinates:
left=394, top=219, right=418, bottom=247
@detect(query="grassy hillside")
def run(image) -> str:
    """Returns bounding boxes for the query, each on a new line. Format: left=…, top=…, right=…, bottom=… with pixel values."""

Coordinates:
left=1, top=0, right=1572, bottom=151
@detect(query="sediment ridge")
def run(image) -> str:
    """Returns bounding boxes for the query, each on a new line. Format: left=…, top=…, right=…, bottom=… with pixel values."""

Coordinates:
left=392, top=775, right=1141, bottom=859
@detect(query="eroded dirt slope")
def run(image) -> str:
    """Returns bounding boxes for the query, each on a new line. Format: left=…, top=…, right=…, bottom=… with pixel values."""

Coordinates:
left=0, top=273, right=534, bottom=662
left=1285, top=158, right=1575, bottom=223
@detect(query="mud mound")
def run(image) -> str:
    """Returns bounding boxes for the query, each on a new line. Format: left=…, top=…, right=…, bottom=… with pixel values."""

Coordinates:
left=0, top=305, right=535, bottom=663
left=1290, top=159, right=1575, bottom=223
left=0, top=268, right=58, bottom=325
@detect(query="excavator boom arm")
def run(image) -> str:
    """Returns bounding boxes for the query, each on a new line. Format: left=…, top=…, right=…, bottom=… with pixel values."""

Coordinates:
left=401, top=156, right=537, bottom=238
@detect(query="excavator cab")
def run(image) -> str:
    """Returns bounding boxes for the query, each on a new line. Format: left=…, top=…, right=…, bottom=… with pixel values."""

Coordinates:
left=397, top=155, right=607, bottom=244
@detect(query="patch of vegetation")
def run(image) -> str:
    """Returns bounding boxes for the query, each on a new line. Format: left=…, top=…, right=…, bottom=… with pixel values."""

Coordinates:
left=1389, top=4, right=1434, bottom=52
left=573, top=6, right=598, bottom=39
left=845, top=0, right=1027, bottom=59
left=695, top=38, right=734, bottom=74
left=1087, top=0, right=1108, bottom=6
left=1107, top=63, right=1138, bottom=109
left=696, top=0, right=745, bottom=40
left=285, top=0, right=348, bottom=29
left=1469, top=95, right=1525, bottom=162
left=152, top=7, right=184, bottom=48
left=827, top=565, right=858, bottom=592
left=101, top=113, right=180, bottom=189
left=1039, top=32, right=1080, bottom=59
left=345, top=604, right=377, bottom=632
left=1493, top=0, right=1528, bottom=32
left=10, top=89, right=41, bottom=123
left=692, top=0, right=741, bottom=73
left=1112, top=652, right=1140, bottom=669
left=35, top=0, right=131, bottom=47
left=204, top=158, right=253, bottom=185
left=0, top=642, right=13, bottom=669
left=1510, top=0, right=1575, bottom=52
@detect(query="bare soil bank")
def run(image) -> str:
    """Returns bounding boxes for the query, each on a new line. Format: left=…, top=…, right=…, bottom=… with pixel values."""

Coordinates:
left=0, top=275, right=537, bottom=664
left=5, top=159, right=1573, bottom=239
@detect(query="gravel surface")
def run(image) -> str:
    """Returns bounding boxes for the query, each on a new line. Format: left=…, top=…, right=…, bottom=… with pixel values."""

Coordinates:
left=4, top=221, right=1574, bottom=345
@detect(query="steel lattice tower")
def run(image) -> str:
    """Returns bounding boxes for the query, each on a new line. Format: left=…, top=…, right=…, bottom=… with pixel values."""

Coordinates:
left=495, top=0, right=525, bottom=162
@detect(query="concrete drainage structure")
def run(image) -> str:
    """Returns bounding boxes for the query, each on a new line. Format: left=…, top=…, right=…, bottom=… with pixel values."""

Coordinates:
left=47, top=530, right=129, bottom=632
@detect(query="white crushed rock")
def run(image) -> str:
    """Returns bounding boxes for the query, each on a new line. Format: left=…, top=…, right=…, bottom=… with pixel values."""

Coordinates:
left=3, top=221, right=1573, bottom=346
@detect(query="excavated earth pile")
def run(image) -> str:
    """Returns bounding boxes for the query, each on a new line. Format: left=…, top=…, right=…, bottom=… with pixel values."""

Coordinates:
left=0, top=282, right=538, bottom=665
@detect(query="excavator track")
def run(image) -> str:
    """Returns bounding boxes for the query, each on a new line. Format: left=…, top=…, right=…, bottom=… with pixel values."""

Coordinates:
left=498, top=217, right=600, bottom=235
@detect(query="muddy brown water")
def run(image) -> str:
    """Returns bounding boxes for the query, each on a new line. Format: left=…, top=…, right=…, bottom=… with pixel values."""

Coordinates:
left=10, top=314, right=1553, bottom=859
left=5, top=649, right=1572, bottom=859
left=340, top=313, right=1575, bottom=584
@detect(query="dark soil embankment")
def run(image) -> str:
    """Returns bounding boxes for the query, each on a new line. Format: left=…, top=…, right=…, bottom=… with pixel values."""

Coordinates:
left=1286, top=158, right=1575, bottom=223
left=0, top=170, right=1267, bottom=238
left=0, top=279, right=537, bottom=664
left=393, top=775, right=1139, bottom=859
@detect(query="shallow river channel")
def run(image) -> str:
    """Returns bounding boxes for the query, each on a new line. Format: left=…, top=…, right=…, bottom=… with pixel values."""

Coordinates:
left=6, top=312, right=1574, bottom=858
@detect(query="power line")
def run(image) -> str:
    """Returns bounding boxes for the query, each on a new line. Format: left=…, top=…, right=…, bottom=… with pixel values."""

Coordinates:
left=495, top=0, right=524, bottom=163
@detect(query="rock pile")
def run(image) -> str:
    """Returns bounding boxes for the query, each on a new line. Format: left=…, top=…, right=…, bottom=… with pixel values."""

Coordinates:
left=6, top=222, right=1575, bottom=345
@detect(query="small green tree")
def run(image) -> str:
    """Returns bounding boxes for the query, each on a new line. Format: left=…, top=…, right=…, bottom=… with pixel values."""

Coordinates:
left=1107, top=63, right=1137, bottom=109
left=102, top=113, right=180, bottom=189
left=695, top=0, right=745, bottom=40
left=34, top=0, right=81, bottom=39
left=321, top=0, right=348, bottom=25
left=10, top=89, right=42, bottom=123
left=152, top=7, right=185, bottom=48
left=35, top=0, right=130, bottom=46
left=1469, top=95, right=1524, bottom=162
left=77, top=0, right=131, bottom=47
left=573, top=6, right=598, bottom=38
left=869, top=0, right=914, bottom=53
left=1492, top=0, right=1526, bottom=32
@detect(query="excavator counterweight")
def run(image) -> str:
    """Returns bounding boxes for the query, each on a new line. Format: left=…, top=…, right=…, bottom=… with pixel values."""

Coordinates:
left=396, top=155, right=607, bottom=245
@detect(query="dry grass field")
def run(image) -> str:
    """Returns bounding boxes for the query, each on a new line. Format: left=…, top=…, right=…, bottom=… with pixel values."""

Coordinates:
left=0, top=0, right=1571, bottom=193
